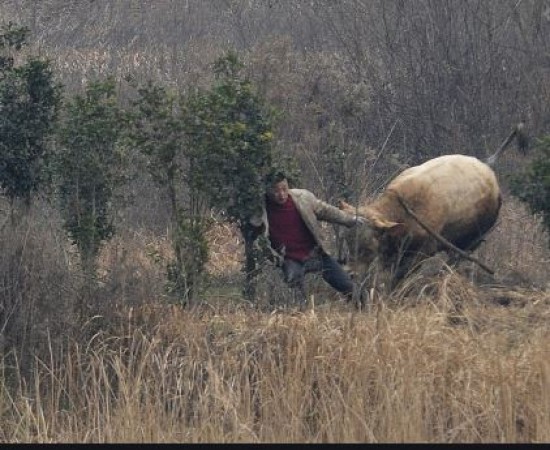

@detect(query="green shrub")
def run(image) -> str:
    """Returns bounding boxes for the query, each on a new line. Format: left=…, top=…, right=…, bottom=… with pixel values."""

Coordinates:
left=510, top=135, right=550, bottom=241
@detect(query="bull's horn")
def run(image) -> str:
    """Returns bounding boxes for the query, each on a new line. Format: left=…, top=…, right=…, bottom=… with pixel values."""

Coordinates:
left=371, top=217, right=400, bottom=229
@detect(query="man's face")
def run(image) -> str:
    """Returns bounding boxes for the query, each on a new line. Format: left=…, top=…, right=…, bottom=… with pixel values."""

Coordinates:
left=267, top=179, right=289, bottom=205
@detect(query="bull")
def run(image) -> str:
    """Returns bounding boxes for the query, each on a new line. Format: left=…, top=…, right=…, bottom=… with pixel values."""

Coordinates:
left=339, top=124, right=525, bottom=295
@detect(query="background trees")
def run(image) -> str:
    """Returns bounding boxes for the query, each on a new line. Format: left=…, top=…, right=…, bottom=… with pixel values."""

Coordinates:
left=0, top=22, right=60, bottom=211
left=511, top=135, right=550, bottom=239
left=128, top=79, right=208, bottom=304
left=184, top=52, right=277, bottom=299
left=312, top=0, right=550, bottom=162
left=55, top=78, right=128, bottom=275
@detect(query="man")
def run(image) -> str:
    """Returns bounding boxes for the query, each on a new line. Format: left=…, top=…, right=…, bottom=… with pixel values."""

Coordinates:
left=249, top=171, right=362, bottom=305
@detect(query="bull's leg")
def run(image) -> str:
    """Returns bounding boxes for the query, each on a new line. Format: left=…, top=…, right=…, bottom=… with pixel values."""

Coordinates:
left=389, top=255, right=418, bottom=290
left=346, top=263, right=375, bottom=310
left=447, top=233, right=488, bottom=268
left=390, top=239, right=439, bottom=289
left=387, top=234, right=422, bottom=287
left=447, top=214, right=499, bottom=267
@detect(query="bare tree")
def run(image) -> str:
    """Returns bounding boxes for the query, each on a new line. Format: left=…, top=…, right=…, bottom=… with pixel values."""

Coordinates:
left=312, top=0, right=550, bottom=163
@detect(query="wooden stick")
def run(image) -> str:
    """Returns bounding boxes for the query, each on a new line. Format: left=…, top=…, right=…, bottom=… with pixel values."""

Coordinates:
left=396, top=195, right=495, bottom=275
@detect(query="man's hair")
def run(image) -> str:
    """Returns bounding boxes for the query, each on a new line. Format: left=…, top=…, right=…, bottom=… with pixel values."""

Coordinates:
left=264, top=170, right=287, bottom=188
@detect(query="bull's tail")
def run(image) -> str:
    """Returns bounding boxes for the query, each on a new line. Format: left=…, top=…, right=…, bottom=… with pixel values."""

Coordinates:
left=485, top=122, right=528, bottom=167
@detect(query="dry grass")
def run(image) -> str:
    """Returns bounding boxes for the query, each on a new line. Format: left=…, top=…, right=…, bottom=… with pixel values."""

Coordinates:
left=0, top=279, right=548, bottom=443
left=476, top=195, right=550, bottom=290
left=1, top=201, right=549, bottom=444
left=97, top=220, right=244, bottom=282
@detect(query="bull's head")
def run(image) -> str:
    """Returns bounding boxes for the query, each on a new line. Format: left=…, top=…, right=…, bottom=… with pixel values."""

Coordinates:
left=338, top=200, right=406, bottom=278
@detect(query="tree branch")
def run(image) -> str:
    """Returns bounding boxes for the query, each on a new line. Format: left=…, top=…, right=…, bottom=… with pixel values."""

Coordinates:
left=396, top=195, right=495, bottom=275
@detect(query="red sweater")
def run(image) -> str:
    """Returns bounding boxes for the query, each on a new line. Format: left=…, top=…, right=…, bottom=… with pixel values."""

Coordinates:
left=266, top=195, right=317, bottom=262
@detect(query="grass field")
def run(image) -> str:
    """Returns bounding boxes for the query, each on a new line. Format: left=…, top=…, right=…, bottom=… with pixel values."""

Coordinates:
left=1, top=273, right=549, bottom=443
left=0, top=198, right=549, bottom=443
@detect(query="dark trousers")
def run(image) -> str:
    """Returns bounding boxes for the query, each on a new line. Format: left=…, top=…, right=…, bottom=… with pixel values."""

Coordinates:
left=282, top=253, right=355, bottom=303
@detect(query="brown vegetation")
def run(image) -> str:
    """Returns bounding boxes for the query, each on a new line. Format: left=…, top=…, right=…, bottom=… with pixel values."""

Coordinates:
left=0, top=197, right=548, bottom=443
left=0, top=283, right=548, bottom=443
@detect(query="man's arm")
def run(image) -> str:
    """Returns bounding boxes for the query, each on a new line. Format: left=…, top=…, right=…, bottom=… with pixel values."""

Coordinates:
left=243, top=220, right=283, bottom=267
left=243, top=220, right=264, bottom=241
left=312, top=195, right=362, bottom=227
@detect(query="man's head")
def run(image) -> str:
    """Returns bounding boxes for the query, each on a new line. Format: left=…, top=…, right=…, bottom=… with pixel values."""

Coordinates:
left=265, top=170, right=289, bottom=205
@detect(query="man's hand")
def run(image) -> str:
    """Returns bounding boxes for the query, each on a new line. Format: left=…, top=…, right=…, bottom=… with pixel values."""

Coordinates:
left=243, top=222, right=263, bottom=241
left=349, top=215, right=367, bottom=227
left=273, top=252, right=284, bottom=268
left=267, top=246, right=284, bottom=267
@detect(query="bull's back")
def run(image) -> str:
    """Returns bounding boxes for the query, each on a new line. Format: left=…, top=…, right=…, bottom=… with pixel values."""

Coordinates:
left=387, top=154, right=501, bottom=245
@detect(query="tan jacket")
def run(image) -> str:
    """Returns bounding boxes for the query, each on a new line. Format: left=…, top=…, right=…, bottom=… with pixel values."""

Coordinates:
left=250, top=188, right=357, bottom=256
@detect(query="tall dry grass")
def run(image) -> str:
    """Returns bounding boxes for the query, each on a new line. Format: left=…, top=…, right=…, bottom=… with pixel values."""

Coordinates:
left=1, top=193, right=549, bottom=444
left=476, top=195, right=550, bottom=289
left=1, top=272, right=549, bottom=443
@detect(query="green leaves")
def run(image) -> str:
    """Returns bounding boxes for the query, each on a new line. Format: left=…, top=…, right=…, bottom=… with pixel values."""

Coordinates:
left=0, top=23, right=60, bottom=205
left=128, top=56, right=278, bottom=303
left=128, top=80, right=208, bottom=304
left=510, top=135, right=550, bottom=239
left=55, top=78, right=127, bottom=267
left=184, top=52, right=274, bottom=227
left=181, top=52, right=280, bottom=300
left=128, top=80, right=184, bottom=187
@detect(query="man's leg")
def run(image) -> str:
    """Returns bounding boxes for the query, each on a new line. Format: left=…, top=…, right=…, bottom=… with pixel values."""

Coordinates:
left=319, top=254, right=360, bottom=303
left=282, top=258, right=307, bottom=305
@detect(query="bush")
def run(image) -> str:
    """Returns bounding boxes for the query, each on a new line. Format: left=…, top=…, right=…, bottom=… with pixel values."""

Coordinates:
left=510, top=135, right=550, bottom=241
left=0, top=23, right=60, bottom=208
